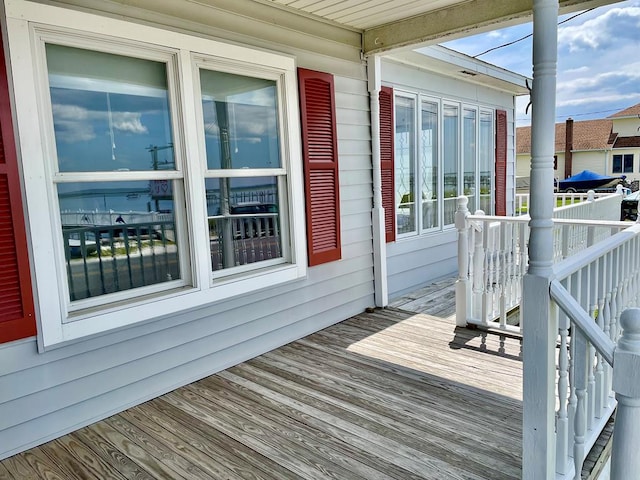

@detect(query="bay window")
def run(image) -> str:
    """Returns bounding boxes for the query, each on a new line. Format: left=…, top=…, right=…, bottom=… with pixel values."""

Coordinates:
left=8, top=6, right=306, bottom=347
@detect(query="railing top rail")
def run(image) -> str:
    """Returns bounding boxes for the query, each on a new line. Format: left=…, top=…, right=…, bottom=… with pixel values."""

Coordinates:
left=465, top=213, right=630, bottom=229
left=466, top=213, right=531, bottom=223
left=550, top=279, right=616, bottom=366
left=62, top=220, right=175, bottom=232
left=552, top=218, right=630, bottom=227
left=553, top=223, right=640, bottom=280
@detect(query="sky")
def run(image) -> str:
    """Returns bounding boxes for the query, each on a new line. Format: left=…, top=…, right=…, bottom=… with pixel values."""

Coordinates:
left=440, top=1, right=640, bottom=127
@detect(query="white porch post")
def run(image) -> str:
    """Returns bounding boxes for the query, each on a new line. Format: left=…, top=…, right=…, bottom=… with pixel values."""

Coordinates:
left=455, top=196, right=470, bottom=327
left=522, top=1, right=559, bottom=479
left=368, top=55, right=388, bottom=307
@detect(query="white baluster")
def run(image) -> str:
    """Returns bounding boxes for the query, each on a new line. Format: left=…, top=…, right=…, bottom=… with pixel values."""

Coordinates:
left=611, top=308, right=640, bottom=479
left=573, top=329, right=589, bottom=478
left=472, top=216, right=485, bottom=322
left=556, top=307, right=570, bottom=474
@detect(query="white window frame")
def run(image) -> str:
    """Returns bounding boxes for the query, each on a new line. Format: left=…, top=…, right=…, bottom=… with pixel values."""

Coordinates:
left=192, top=57, right=293, bottom=281
left=5, top=1, right=307, bottom=349
left=392, top=89, right=496, bottom=238
left=418, top=96, right=441, bottom=234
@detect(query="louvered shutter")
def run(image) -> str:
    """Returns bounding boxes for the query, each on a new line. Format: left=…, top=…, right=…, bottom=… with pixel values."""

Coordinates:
left=379, top=87, right=395, bottom=242
left=298, top=68, right=341, bottom=266
left=0, top=30, right=36, bottom=343
left=495, top=109, right=507, bottom=216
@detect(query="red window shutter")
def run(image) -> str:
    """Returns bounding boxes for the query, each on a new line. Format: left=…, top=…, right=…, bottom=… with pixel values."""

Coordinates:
left=0, top=29, right=36, bottom=343
left=495, top=109, right=507, bottom=216
left=298, top=68, right=341, bottom=266
left=379, top=86, right=395, bottom=242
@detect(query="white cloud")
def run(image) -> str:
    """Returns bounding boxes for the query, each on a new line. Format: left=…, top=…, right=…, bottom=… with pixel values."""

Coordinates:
left=441, top=1, right=640, bottom=125
left=52, top=104, right=96, bottom=143
left=52, top=103, right=149, bottom=141
left=112, top=112, right=148, bottom=134
left=558, top=6, right=640, bottom=52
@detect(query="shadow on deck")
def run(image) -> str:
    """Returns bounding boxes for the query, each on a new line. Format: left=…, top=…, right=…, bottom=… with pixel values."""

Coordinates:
left=1, top=278, right=524, bottom=479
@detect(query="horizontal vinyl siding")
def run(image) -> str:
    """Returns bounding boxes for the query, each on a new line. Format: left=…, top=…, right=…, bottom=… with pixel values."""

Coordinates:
left=386, top=230, right=457, bottom=299
left=0, top=10, right=374, bottom=459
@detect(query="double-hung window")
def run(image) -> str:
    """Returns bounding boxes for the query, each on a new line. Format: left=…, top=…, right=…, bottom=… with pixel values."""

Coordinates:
left=7, top=3, right=306, bottom=347
left=46, top=44, right=189, bottom=309
left=197, top=67, right=289, bottom=276
left=390, top=89, right=495, bottom=238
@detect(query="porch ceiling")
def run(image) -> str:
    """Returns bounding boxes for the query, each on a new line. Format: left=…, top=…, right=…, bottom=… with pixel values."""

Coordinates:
left=259, top=0, right=624, bottom=54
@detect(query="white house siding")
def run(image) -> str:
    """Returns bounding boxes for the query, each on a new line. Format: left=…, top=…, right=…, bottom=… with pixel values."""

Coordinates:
left=612, top=117, right=640, bottom=137
left=576, top=150, right=610, bottom=177
left=380, top=59, right=518, bottom=299
left=0, top=1, right=375, bottom=459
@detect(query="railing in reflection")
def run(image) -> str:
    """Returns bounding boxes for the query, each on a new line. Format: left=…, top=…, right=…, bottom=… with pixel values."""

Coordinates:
left=209, top=214, right=282, bottom=271
left=62, top=220, right=179, bottom=301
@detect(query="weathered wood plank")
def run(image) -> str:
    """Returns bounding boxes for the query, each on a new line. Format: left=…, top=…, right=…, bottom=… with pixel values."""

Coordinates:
left=70, top=427, right=155, bottom=480
left=164, top=387, right=369, bottom=480
left=218, top=368, right=481, bottom=480
left=1, top=276, right=524, bottom=480
left=85, top=421, right=185, bottom=479
left=38, top=439, right=102, bottom=479
left=139, top=400, right=299, bottom=480
left=103, top=414, right=215, bottom=480
left=118, top=407, right=245, bottom=480
left=19, top=449, right=70, bottom=480
left=0, top=462, right=13, bottom=480
left=188, top=378, right=409, bottom=480
left=246, top=352, right=521, bottom=469
left=0, top=454, right=38, bottom=480
left=52, top=435, right=125, bottom=480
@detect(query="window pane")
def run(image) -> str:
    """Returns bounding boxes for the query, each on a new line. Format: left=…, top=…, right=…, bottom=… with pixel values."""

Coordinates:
left=46, top=44, right=174, bottom=173
left=624, top=154, right=634, bottom=173
left=479, top=110, right=493, bottom=214
left=58, top=181, right=181, bottom=301
left=395, top=96, right=416, bottom=235
left=421, top=100, right=438, bottom=230
left=200, top=70, right=281, bottom=170
left=443, top=104, right=459, bottom=225
left=206, top=176, right=282, bottom=271
left=463, top=108, right=477, bottom=213
left=613, top=155, right=622, bottom=173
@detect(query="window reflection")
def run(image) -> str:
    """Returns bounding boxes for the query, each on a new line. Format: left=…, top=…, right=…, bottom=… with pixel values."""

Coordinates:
left=421, top=101, right=438, bottom=230
left=46, top=44, right=174, bottom=173
left=443, top=104, right=459, bottom=225
left=395, top=96, right=416, bottom=235
left=206, top=177, right=282, bottom=271
left=58, top=182, right=180, bottom=301
left=47, top=44, right=185, bottom=303
left=200, top=70, right=281, bottom=170
left=463, top=108, right=477, bottom=213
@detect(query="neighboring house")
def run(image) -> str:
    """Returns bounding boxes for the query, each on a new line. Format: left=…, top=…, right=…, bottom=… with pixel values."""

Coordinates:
left=516, top=102, right=640, bottom=184
left=0, top=0, right=528, bottom=460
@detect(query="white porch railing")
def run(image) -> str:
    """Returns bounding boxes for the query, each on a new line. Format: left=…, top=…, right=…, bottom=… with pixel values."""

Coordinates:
left=455, top=191, right=627, bottom=332
left=515, top=189, right=624, bottom=216
left=550, top=223, right=640, bottom=478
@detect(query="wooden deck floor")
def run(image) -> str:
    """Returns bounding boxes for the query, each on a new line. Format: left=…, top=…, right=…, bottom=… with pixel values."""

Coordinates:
left=1, top=279, right=524, bottom=479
